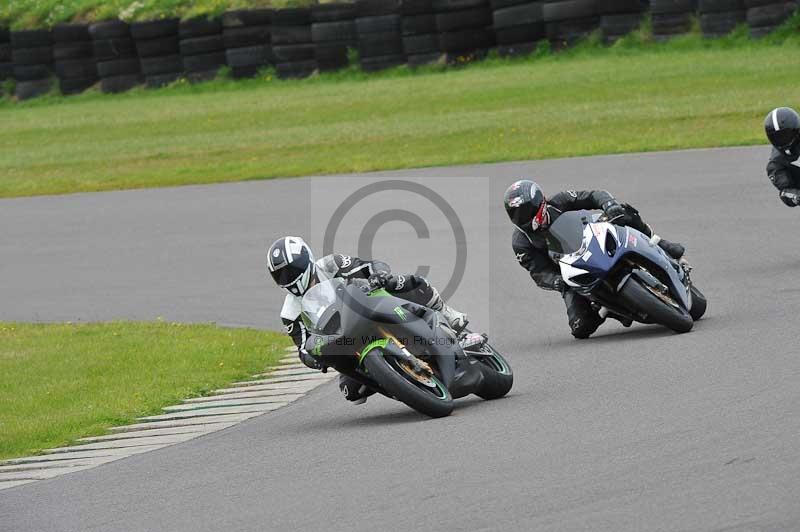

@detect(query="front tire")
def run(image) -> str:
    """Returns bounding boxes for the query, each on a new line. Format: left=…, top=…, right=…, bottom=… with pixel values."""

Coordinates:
left=689, top=285, right=707, bottom=321
left=466, top=343, right=514, bottom=400
left=363, top=351, right=454, bottom=418
left=619, top=278, right=694, bottom=333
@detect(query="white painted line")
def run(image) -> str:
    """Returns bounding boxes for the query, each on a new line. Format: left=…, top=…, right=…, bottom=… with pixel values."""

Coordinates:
left=2, top=445, right=168, bottom=465
left=215, top=380, right=327, bottom=396
left=183, top=389, right=309, bottom=404
left=109, top=412, right=264, bottom=433
left=43, top=433, right=202, bottom=454
left=137, top=402, right=290, bottom=422
left=163, top=395, right=304, bottom=412
left=0, top=480, right=37, bottom=491
left=231, top=372, right=333, bottom=387
left=78, top=423, right=237, bottom=443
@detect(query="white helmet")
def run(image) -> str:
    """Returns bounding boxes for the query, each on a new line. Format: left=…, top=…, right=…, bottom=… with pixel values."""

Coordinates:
left=267, top=236, right=315, bottom=296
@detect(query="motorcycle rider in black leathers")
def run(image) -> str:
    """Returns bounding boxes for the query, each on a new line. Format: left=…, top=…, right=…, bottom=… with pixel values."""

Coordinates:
left=504, top=180, right=686, bottom=339
left=267, top=236, right=469, bottom=404
left=764, top=107, right=800, bottom=207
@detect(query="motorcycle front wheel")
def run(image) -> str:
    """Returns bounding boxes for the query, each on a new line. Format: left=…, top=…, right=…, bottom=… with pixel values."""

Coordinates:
left=363, top=350, right=454, bottom=418
left=464, top=342, right=514, bottom=400
left=619, top=278, right=694, bottom=333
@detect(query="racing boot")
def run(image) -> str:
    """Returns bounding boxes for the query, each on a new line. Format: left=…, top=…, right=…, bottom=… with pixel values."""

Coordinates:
left=428, top=287, right=469, bottom=333
left=650, top=234, right=685, bottom=260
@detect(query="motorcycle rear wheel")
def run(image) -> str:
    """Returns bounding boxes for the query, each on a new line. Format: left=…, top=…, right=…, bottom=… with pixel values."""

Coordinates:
left=619, top=278, right=694, bottom=333
left=363, top=351, right=454, bottom=418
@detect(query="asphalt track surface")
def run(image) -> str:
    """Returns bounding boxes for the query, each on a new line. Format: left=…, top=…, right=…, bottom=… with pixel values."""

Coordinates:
left=2, top=146, right=799, bottom=532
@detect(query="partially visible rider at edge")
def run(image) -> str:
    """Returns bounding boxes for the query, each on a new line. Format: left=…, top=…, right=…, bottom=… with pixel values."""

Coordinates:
left=503, top=180, right=686, bottom=340
left=764, top=107, right=800, bottom=207
left=266, top=236, right=469, bottom=405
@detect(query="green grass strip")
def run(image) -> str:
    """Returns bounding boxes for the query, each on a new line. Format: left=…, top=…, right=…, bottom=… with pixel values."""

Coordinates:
left=2, top=22, right=800, bottom=198
left=0, top=321, right=291, bottom=461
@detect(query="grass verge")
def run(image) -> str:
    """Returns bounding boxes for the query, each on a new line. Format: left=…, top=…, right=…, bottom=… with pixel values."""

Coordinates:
left=2, top=23, right=800, bottom=198
left=0, top=321, right=290, bottom=461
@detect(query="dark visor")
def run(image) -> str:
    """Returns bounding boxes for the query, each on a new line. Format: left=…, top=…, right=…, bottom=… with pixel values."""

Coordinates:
left=771, top=128, right=797, bottom=149
left=271, top=263, right=305, bottom=286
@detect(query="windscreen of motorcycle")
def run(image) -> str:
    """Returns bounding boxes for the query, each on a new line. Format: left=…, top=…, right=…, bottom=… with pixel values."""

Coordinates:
left=301, top=278, right=344, bottom=335
left=546, top=210, right=599, bottom=255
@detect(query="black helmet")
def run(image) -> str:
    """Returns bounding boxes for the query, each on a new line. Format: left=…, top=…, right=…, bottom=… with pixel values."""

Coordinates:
left=765, top=107, right=800, bottom=158
left=267, top=236, right=316, bottom=296
left=504, top=180, right=549, bottom=232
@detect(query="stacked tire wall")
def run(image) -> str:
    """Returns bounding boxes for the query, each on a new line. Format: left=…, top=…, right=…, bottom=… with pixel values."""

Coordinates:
left=491, top=0, right=546, bottom=58
left=747, top=0, right=797, bottom=36
left=180, top=17, right=226, bottom=82
left=0, top=28, right=11, bottom=95
left=356, top=0, right=406, bottom=72
left=223, top=9, right=273, bottom=78
left=434, top=0, right=494, bottom=60
left=53, top=24, right=97, bottom=95
left=11, top=29, right=54, bottom=100
left=600, top=0, right=646, bottom=42
left=401, top=0, right=443, bottom=67
left=651, top=0, right=697, bottom=39
left=90, top=20, right=141, bottom=93
left=272, top=7, right=316, bottom=79
left=698, top=0, right=744, bottom=37
left=132, top=18, right=181, bottom=88
left=312, top=3, right=358, bottom=72
left=544, top=0, right=600, bottom=49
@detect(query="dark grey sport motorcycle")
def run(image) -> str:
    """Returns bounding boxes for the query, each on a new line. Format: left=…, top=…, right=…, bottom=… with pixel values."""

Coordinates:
left=300, top=278, right=513, bottom=418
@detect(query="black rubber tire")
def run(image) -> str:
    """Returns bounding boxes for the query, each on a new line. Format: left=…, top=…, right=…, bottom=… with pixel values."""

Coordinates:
left=182, top=51, right=227, bottom=72
left=0, top=27, right=9, bottom=43
left=97, top=58, right=140, bottom=78
left=312, top=21, right=358, bottom=42
left=493, top=3, right=545, bottom=29
left=12, top=47, right=52, bottom=66
left=273, top=43, right=316, bottom=62
left=146, top=72, right=182, bottom=87
left=652, top=12, right=693, bottom=33
left=223, top=25, right=271, bottom=48
left=53, top=41, right=93, bottom=60
left=749, top=23, right=778, bottom=35
left=439, top=27, right=494, bottom=51
left=135, top=36, right=180, bottom=57
left=467, top=343, right=513, bottom=400
left=494, top=23, right=546, bottom=44
left=0, top=62, right=13, bottom=80
left=225, top=45, right=271, bottom=68
left=650, top=0, right=697, bottom=13
left=358, top=33, right=404, bottom=56
left=403, top=33, right=441, bottom=53
left=178, top=17, right=222, bottom=39
left=494, top=22, right=546, bottom=46
left=543, top=0, right=599, bottom=21
left=11, top=29, right=52, bottom=49
left=436, top=7, right=492, bottom=30
left=356, top=0, right=402, bottom=17
left=140, top=54, right=182, bottom=76
left=401, top=0, right=435, bottom=15
left=743, top=0, right=778, bottom=8
left=89, top=20, right=130, bottom=39
left=99, top=73, right=141, bottom=93
left=15, top=78, right=53, bottom=100
left=698, top=0, right=741, bottom=12
left=312, top=3, right=358, bottom=22
left=231, top=65, right=261, bottom=78
left=619, top=278, right=694, bottom=333
left=276, top=59, right=318, bottom=78
left=53, top=24, right=91, bottom=43
left=186, top=69, right=219, bottom=83
left=402, top=14, right=437, bottom=35
left=490, top=0, right=534, bottom=8
left=179, top=35, right=224, bottom=55
left=272, top=7, right=312, bottom=26
left=222, top=9, right=274, bottom=27
left=363, top=351, right=454, bottom=418
left=93, top=38, right=137, bottom=60
left=746, top=3, right=796, bottom=26
left=315, top=41, right=352, bottom=63
left=59, top=76, right=96, bottom=95
left=601, top=12, right=644, bottom=34
left=432, top=0, right=489, bottom=12
left=546, top=16, right=600, bottom=39
left=361, top=53, right=406, bottom=70
left=689, top=285, right=708, bottom=321
left=0, top=43, right=10, bottom=62
left=598, top=0, right=647, bottom=14
left=407, top=51, right=444, bottom=66
left=700, top=10, right=744, bottom=32
left=356, top=14, right=402, bottom=33
left=496, top=41, right=540, bottom=56
left=55, top=58, right=97, bottom=79
left=13, top=64, right=53, bottom=81
left=271, top=25, right=312, bottom=45
left=130, top=19, right=179, bottom=40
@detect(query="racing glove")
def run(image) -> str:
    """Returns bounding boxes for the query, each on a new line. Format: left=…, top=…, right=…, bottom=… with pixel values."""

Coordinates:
left=601, top=200, right=629, bottom=223
left=551, top=276, right=568, bottom=294
left=368, top=271, right=397, bottom=290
